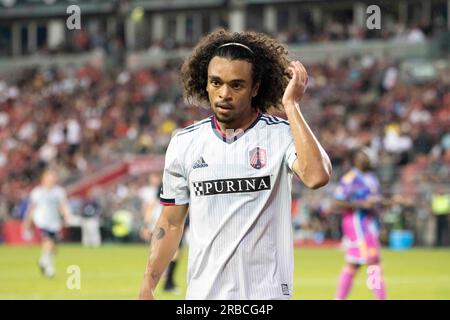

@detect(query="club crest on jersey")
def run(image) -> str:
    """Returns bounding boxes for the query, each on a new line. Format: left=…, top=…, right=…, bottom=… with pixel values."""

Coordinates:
left=249, top=147, right=267, bottom=169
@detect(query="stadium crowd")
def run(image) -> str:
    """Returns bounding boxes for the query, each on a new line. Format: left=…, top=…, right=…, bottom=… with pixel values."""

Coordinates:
left=274, top=22, right=432, bottom=45
left=0, top=47, right=449, bottom=245
left=13, top=19, right=442, bottom=57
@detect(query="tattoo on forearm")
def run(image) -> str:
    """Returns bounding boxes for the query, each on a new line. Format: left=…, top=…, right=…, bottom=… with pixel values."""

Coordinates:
left=156, top=227, right=165, bottom=240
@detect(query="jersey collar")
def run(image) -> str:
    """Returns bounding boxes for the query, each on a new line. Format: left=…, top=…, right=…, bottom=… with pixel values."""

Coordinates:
left=211, top=112, right=261, bottom=144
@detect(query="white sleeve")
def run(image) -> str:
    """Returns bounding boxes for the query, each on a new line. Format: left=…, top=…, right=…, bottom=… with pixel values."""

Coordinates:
left=58, top=187, right=68, bottom=203
left=30, top=188, right=39, bottom=204
left=160, top=135, right=189, bottom=206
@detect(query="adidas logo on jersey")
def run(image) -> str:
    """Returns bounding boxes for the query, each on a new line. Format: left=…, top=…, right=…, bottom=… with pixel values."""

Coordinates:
left=193, top=157, right=208, bottom=169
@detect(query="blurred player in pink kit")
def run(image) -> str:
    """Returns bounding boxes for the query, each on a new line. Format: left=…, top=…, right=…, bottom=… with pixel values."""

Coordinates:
left=333, top=147, right=387, bottom=300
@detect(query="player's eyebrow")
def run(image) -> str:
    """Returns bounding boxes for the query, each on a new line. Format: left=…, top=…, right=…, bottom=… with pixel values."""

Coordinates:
left=208, top=76, right=247, bottom=84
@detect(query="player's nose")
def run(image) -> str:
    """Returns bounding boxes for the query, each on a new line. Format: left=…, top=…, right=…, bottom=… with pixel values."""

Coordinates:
left=218, top=84, right=232, bottom=100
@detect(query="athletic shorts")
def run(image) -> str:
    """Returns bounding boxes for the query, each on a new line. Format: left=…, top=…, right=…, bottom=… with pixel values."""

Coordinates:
left=39, top=229, right=60, bottom=241
left=342, top=213, right=381, bottom=265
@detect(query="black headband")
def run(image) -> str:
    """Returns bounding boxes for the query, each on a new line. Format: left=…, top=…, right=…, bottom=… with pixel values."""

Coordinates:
left=216, top=42, right=254, bottom=55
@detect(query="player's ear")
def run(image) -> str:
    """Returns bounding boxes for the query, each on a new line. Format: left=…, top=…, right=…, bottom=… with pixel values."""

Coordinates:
left=251, top=81, right=260, bottom=98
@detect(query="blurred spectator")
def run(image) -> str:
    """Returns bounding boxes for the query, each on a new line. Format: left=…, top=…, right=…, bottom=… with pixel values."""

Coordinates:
left=406, top=26, right=426, bottom=43
left=80, top=188, right=103, bottom=248
left=138, top=173, right=162, bottom=243
left=431, top=187, right=450, bottom=247
left=111, top=208, right=133, bottom=243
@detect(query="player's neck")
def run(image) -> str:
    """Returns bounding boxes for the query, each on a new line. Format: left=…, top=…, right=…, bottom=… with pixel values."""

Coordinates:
left=215, top=109, right=259, bottom=133
left=42, top=183, right=55, bottom=188
left=355, top=166, right=370, bottom=173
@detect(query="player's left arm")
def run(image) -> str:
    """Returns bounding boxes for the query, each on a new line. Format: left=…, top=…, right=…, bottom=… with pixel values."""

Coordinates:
left=59, top=191, right=72, bottom=225
left=22, top=203, right=35, bottom=230
left=282, top=60, right=332, bottom=189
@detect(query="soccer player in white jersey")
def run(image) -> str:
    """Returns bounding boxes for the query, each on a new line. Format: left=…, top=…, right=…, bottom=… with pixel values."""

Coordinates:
left=139, top=29, right=332, bottom=300
left=22, top=169, right=72, bottom=278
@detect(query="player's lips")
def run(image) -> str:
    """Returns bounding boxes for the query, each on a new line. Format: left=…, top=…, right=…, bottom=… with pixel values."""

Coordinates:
left=216, top=103, right=233, bottom=109
left=216, top=103, right=233, bottom=114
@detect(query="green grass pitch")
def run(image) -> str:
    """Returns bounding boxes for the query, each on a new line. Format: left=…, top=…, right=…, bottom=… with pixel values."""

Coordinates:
left=1, top=244, right=449, bottom=299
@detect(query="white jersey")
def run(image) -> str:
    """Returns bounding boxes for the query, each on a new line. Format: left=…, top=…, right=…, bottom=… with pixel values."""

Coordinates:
left=160, top=113, right=298, bottom=300
left=30, top=185, right=67, bottom=232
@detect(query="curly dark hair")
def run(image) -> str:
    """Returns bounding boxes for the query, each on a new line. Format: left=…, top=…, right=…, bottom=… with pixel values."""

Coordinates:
left=180, top=29, right=291, bottom=113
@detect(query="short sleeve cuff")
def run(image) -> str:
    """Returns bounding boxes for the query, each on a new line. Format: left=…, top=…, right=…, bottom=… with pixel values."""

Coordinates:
left=160, top=196, right=189, bottom=206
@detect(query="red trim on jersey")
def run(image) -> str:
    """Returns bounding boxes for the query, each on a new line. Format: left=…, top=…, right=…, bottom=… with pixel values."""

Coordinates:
left=212, top=112, right=261, bottom=139
left=160, top=201, right=176, bottom=206
left=213, top=116, right=227, bottom=138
